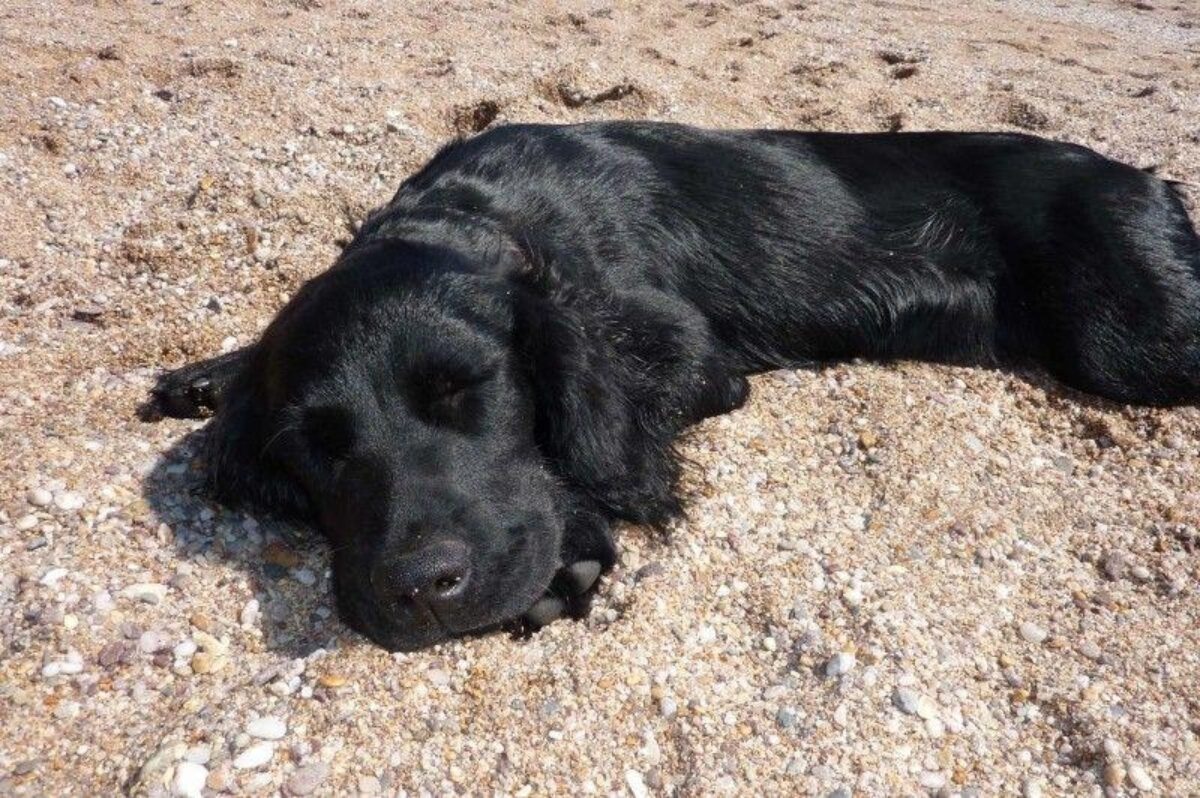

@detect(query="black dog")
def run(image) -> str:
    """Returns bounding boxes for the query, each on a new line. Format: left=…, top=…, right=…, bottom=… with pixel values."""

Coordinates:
left=148, top=122, right=1200, bottom=651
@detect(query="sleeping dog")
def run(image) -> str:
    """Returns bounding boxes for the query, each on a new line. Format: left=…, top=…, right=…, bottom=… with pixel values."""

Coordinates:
left=148, top=122, right=1200, bottom=651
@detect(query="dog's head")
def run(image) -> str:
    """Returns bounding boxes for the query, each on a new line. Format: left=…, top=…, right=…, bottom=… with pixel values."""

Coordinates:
left=206, top=238, right=680, bottom=650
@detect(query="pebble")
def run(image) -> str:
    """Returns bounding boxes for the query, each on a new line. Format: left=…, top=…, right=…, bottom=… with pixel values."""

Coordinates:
left=240, top=599, right=260, bottom=628
left=625, top=769, right=650, bottom=798
left=246, top=773, right=273, bottom=791
left=27, top=488, right=53, bottom=507
left=1018, top=621, right=1048, bottom=644
left=825, top=652, right=856, bottom=677
left=193, top=630, right=227, bottom=654
left=635, top=562, right=665, bottom=582
left=1103, top=762, right=1126, bottom=787
left=776, top=707, right=798, bottom=728
left=893, top=688, right=936, bottom=719
left=1022, top=777, right=1043, bottom=798
left=42, top=654, right=84, bottom=677
left=53, top=491, right=85, bottom=511
left=358, top=775, right=382, bottom=793
left=285, top=761, right=329, bottom=795
left=263, top=541, right=302, bottom=568
left=206, top=764, right=233, bottom=792
left=233, top=742, right=274, bottom=769
left=1127, top=762, right=1153, bottom=791
left=40, top=568, right=69, bottom=587
left=246, top=716, right=287, bottom=740
left=54, top=701, right=80, bottom=720
left=1103, top=551, right=1129, bottom=581
left=190, top=612, right=215, bottom=632
left=139, top=630, right=167, bottom=654
left=171, top=761, right=208, bottom=798
left=98, top=642, right=127, bottom=667
left=190, top=651, right=226, bottom=674
left=183, top=746, right=211, bottom=765
left=16, top=514, right=39, bottom=531
left=122, top=583, right=168, bottom=605
left=919, top=771, right=946, bottom=790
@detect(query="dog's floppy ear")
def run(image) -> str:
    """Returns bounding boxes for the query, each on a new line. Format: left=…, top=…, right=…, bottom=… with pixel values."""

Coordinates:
left=204, top=364, right=311, bottom=521
left=513, top=278, right=687, bottom=526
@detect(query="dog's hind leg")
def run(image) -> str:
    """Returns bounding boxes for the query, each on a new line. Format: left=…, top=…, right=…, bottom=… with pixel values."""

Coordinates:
left=142, top=347, right=254, bottom=420
left=1001, top=165, right=1200, bottom=405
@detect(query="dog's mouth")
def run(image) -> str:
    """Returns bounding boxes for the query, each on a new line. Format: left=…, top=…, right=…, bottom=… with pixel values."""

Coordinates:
left=335, top=558, right=606, bottom=651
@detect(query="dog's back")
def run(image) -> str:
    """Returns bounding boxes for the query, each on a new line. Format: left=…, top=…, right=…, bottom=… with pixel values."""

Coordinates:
left=372, top=122, right=1200, bottom=405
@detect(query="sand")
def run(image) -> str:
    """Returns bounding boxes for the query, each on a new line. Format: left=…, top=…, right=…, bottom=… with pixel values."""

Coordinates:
left=1, top=0, right=1198, bottom=795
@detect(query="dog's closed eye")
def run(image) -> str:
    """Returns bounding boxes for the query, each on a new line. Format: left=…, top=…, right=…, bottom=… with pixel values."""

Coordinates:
left=409, top=363, right=497, bottom=430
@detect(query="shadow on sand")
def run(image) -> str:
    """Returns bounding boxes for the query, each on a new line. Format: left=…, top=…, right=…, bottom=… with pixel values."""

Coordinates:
left=139, top=424, right=343, bottom=659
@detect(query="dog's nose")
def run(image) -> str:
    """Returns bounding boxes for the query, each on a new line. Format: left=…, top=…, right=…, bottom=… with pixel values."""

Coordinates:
left=372, top=539, right=471, bottom=606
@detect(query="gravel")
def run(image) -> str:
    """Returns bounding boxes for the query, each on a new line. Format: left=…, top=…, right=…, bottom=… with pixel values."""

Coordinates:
left=285, top=762, right=330, bottom=796
left=245, top=716, right=287, bottom=740
left=825, top=651, right=857, bottom=677
left=1018, top=621, right=1049, bottom=644
left=2, top=0, right=1199, bottom=795
left=1128, top=762, right=1154, bottom=791
left=170, top=761, right=207, bottom=798
left=892, top=687, right=937, bottom=720
left=232, top=742, right=274, bottom=770
left=121, top=583, right=168, bottom=605
left=52, top=490, right=84, bottom=511
left=26, top=488, right=52, bottom=507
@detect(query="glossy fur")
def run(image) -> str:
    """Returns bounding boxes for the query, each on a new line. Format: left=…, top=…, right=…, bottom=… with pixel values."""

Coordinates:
left=148, top=122, right=1200, bottom=650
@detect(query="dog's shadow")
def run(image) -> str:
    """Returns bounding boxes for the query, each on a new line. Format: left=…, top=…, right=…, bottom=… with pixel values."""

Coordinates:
left=141, top=423, right=550, bottom=657
left=141, top=425, right=342, bottom=659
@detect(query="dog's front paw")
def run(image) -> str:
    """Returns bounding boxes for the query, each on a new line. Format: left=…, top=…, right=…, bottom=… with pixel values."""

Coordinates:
left=522, top=559, right=604, bottom=629
left=142, top=368, right=219, bottom=420
left=139, top=348, right=252, bottom=421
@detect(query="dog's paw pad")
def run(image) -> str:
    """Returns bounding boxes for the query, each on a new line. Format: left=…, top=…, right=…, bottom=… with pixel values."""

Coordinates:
left=523, top=596, right=567, bottom=628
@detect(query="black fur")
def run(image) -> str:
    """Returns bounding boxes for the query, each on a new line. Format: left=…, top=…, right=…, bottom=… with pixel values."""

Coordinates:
left=147, top=122, right=1200, bottom=650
